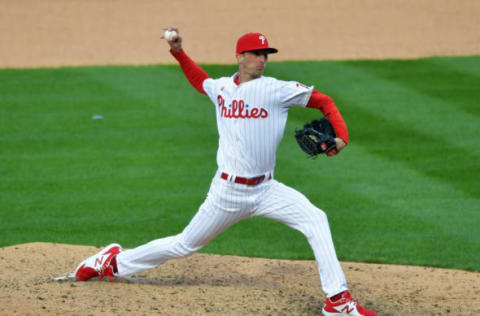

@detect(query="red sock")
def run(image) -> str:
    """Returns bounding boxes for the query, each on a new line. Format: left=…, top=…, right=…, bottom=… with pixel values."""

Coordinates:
left=330, top=291, right=346, bottom=302
left=110, top=255, right=118, bottom=273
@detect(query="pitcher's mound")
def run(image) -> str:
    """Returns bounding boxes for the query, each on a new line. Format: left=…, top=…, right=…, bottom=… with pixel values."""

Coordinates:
left=0, top=242, right=479, bottom=315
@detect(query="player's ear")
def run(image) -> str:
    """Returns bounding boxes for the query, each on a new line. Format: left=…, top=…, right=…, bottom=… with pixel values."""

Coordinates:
left=236, top=53, right=244, bottom=64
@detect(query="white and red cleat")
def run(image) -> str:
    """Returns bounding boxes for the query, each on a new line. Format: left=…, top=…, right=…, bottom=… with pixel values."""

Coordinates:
left=74, top=243, right=122, bottom=282
left=322, top=291, right=378, bottom=316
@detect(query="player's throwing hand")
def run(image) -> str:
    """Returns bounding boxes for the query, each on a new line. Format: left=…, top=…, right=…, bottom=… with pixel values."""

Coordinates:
left=162, top=27, right=182, bottom=53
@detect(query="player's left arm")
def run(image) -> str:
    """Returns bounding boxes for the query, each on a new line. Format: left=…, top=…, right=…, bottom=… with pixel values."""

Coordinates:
left=306, top=90, right=349, bottom=155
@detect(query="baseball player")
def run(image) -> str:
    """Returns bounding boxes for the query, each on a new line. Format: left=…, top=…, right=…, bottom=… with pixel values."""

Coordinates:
left=73, top=28, right=377, bottom=316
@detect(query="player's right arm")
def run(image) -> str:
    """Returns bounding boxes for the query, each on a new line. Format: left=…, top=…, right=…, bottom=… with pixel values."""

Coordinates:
left=163, top=27, right=210, bottom=95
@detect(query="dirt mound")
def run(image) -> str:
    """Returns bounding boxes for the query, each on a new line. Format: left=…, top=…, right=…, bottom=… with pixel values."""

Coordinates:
left=1, top=243, right=479, bottom=315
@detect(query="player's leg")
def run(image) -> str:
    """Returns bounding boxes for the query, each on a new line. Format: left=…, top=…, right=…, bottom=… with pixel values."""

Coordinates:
left=254, top=180, right=378, bottom=315
left=254, top=180, right=347, bottom=297
left=114, top=200, right=248, bottom=277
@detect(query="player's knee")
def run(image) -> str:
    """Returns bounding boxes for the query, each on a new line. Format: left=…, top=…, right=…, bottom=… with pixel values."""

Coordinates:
left=305, top=205, right=328, bottom=224
left=300, top=208, right=330, bottom=242
left=315, top=208, right=328, bottom=223
left=174, top=242, right=198, bottom=257
left=172, top=233, right=203, bottom=257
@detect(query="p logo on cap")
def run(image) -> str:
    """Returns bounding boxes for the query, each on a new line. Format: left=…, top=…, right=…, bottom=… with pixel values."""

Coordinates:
left=236, top=33, right=278, bottom=55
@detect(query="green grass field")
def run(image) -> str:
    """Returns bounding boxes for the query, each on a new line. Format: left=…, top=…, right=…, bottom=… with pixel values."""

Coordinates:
left=1, top=56, right=479, bottom=271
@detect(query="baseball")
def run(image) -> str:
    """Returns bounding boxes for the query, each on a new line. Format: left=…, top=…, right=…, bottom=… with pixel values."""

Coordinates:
left=164, top=30, right=177, bottom=41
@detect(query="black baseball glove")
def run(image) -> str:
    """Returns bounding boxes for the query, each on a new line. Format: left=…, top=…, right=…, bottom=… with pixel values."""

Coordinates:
left=295, top=117, right=337, bottom=157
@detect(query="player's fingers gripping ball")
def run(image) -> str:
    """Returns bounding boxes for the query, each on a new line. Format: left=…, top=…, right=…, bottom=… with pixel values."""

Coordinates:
left=163, top=29, right=178, bottom=41
left=295, top=117, right=337, bottom=157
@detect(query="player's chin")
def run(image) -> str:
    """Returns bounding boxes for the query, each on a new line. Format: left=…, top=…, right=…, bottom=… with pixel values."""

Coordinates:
left=253, top=69, right=264, bottom=77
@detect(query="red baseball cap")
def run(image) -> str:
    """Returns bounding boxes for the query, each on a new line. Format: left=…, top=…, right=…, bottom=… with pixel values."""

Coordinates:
left=236, top=32, right=278, bottom=55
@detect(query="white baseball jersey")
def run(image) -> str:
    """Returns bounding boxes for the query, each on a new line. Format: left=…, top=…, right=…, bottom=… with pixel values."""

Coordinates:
left=203, top=74, right=313, bottom=177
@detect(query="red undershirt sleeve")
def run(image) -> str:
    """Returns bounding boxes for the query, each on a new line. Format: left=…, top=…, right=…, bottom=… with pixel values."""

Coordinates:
left=306, top=89, right=349, bottom=144
left=170, top=49, right=210, bottom=95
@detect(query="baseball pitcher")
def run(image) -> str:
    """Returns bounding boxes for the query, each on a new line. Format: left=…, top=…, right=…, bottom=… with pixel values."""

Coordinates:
left=73, top=28, right=377, bottom=316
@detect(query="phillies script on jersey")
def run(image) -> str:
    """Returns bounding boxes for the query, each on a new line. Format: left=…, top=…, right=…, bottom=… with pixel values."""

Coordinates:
left=217, top=95, right=268, bottom=119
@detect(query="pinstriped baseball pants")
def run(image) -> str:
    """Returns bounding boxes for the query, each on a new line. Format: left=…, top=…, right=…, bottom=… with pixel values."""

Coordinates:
left=116, top=171, right=348, bottom=297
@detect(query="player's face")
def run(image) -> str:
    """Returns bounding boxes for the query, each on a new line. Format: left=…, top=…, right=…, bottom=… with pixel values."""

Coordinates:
left=237, top=50, right=269, bottom=80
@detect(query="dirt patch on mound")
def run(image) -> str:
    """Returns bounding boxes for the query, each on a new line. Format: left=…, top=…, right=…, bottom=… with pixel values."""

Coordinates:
left=1, top=243, right=479, bottom=315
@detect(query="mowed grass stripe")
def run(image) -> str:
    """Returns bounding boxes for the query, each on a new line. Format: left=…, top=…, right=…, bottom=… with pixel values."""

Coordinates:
left=279, top=60, right=479, bottom=195
left=347, top=56, right=480, bottom=116
left=0, top=57, right=478, bottom=271
left=326, top=145, right=478, bottom=270
left=272, top=59, right=479, bottom=150
left=0, top=66, right=218, bottom=247
left=275, top=114, right=478, bottom=270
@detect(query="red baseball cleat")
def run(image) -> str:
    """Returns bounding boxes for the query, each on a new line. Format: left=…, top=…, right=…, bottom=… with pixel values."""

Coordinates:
left=74, top=243, right=122, bottom=282
left=322, top=291, right=378, bottom=316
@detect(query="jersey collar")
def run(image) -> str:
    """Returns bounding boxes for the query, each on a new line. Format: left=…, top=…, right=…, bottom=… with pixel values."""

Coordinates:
left=233, top=73, right=240, bottom=86
left=233, top=73, right=264, bottom=86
